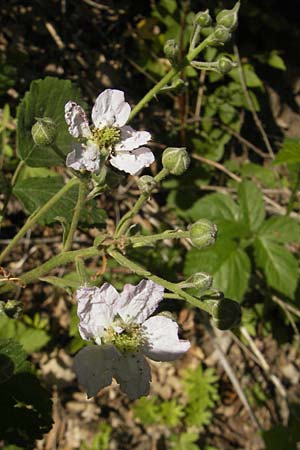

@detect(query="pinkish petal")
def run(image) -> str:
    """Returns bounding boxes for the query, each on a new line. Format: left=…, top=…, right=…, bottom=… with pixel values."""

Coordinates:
left=66, top=143, right=100, bottom=173
left=65, top=101, right=91, bottom=138
left=74, top=344, right=119, bottom=398
left=142, top=316, right=190, bottom=361
left=76, top=284, right=120, bottom=341
left=113, top=352, right=151, bottom=400
left=115, top=126, right=151, bottom=152
left=92, top=89, right=131, bottom=128
left=118, top=280, right=164, bottom=324
left=110, top=147, right=155, bottom=175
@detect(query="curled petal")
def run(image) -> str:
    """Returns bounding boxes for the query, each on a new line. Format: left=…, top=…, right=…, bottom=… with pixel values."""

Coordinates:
left=114, top=352, right=151, bottom=400
left=115, top=126, right=151, bottom=152
left=65, top=101, right=91, bottom=138
left=118, top=280, right=164, bottom=324
left=92, top=89, right=131, bottom=129
left=142, top=316, right=190, bottom=362
left=76, top=284, right=120, bottom=341
left=74, top=344, right=119, bottom=398
left=66, top=143, right=100, bottom=174
left=110, top=147, right=155, bottom=176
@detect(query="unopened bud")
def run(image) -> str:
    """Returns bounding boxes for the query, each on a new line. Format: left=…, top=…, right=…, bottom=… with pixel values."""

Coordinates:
left=216, top=2, right=240, bottom=31
left=217, top=56, right=237, bottom=74
left=189, top=219, right=217, bottom=249
left=4, top=300, right=23, bottom=319
left=31, top=117, right=57, bottom=146
left=164, top=39, right=179, bottom=64
left=181, top=272, right=213, bottom=291
left=208, top=25, right=231, bottom=46
left=137, top=175, right=157, bottom=194
left=162, top=147, right=190, bottom=175
left=195, top=9, right=212, bottom=27
left=207, top=298, right=241, bottom=330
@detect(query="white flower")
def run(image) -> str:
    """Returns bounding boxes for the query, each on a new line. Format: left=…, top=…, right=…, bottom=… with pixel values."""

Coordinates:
left=73, top=280, right=190, bottom=400
left=65, top=89, right=154, bottom=175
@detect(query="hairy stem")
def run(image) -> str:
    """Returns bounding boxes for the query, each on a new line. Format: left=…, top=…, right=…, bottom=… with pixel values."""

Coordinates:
left=63, top=180, right=87, bottom=251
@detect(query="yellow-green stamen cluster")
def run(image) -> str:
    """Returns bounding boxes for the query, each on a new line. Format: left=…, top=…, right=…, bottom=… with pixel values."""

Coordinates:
left=92, top=126, right=121, bottom=150
left=104, top=322, right=143, bottom=353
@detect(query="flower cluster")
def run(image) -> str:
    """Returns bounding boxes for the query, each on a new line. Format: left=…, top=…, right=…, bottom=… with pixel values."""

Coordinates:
left=73, top=280, right=190, bottom=400
left=65, top=89, right=154, bottom=175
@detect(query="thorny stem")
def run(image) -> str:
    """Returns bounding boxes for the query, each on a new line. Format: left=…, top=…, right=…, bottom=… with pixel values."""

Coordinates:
left=115, top=168, right=169, bottom=237
left=129, top=35, right=212, bottom=122
left=0, top=177, right=80, bottom=265
left=108, top=248, right=212, bottom=314
left=0, top=246, right=100, bottom=294
left=63, top=180, right=87, bottom=252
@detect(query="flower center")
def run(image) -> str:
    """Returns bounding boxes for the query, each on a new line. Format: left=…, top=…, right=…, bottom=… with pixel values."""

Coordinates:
left=91, top=126, right=121, bottom=151
left=104, top=322, right=143, bottom=353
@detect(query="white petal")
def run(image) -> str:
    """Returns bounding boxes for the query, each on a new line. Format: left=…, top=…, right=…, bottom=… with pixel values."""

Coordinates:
left=110, top=147, right=155, bottom=175
left=66, top=143, right=100, bottom=174
left=76, top=284, right=120, bottom=341
left=65, top=101, right=91, bottom=138
left=92, top=89, right=131, bottom=128
left=142, top=316, right=190, bottom=362
left=74, top=344, right=119, bottom=397
left=115, top=126, right=151, bottom=152
left=113, top=352, right=151, bottom=400
left=118, top=280, right=164, bottom=324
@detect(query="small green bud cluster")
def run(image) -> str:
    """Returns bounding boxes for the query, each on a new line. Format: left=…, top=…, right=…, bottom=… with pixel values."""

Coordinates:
left=163, top=39, right=179, bottom=65
left=207, top=298, right=241, bottom=330
left=217, top=56, right=237, bottom=74
left=208, top=25, right=232, bottom=46
left=216, top=2, right=240, bottom=31
left=137, top=175, right=157, bottom=194
left=189, top=219, right=217, bottom=249
left=162, top=147, right=190, bottom=176
left=31, top=117, right=57, bottom=146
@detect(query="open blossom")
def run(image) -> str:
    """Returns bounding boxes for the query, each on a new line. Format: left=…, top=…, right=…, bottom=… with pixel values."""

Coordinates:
left=65, top=89, right=154, bottom=175
left=73, top=280, right=190, bottom=400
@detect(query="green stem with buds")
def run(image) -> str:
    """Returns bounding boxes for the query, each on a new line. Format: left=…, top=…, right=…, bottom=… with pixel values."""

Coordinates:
left=128, top=229, right=190, bottom=246
left=107, top=248, right=211, bottom=314
left=129, top=35, right=212, bottom=121
left=115, top=168, right=169, bottom=237
left=0, top=177, right=80, bottom=265
left=63, top=180, right=87, bottom=252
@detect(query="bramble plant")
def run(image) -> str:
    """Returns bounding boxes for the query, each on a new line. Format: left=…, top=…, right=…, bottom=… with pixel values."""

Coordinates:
left=3, top=1, right=298, bottom=447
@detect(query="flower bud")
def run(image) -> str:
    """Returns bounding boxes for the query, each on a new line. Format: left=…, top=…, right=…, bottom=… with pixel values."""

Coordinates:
left=216, top=2, right=240, bottom=31
left=189, top=219, right=217, bottom=249
left=207, top=298, right=241, bottom=330
left=137, top=175, right=157, bottom=194
left=164, top=39, right=179, bottom=64
left=217, top=56, right=237, bottom=74
left=4, top=300, right=23, bottom=319
left=31, top=117, right=57, bottom=146
left=182, top=272, right=213, bottom=291
left=162, top=147, right=190, bottom=175
left=208, top=25, right=231, bottom=46
left=195, top=9, right=212, bottom=27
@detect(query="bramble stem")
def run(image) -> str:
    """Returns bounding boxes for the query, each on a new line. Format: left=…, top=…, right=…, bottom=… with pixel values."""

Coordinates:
left=108, top=248, right=212, bottom=314
left=129, top=35, right=212, bottom=122
left=63, top=180, right=87, bottom=252
left=115, top=168, right=169, bottom=238
left=128, top=229, right=190, bottom=246
left=0, top=177, right=79, bottom=264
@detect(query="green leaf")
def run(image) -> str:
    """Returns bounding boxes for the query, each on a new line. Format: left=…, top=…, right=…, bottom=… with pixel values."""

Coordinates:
left=184, top=238, right=251, bottom=301
left=0, top=339, right=29, bottom=383
left=17, top=77, right=85, bottom=167
left=13, top=176, right=106, bottom=226
left=274, top=138, right=300, bottom=164
left=133, top=397, right=160, bottom=425
left=238, top=180, right=265, bottom=232
left=254, top=237, right=299, bottom=298
left=0, top=315, right=50, bottom=353
left=159, top=399, right=184, bottom=427
left=258, top=216, right=300, bottom=244
left=229, top=64, right=263, bottom=88
left=240, top=163, right=278, bottom=188
left=170, top=432, right=199, bottom=450
left=268, top=51, right=286, bottom=71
